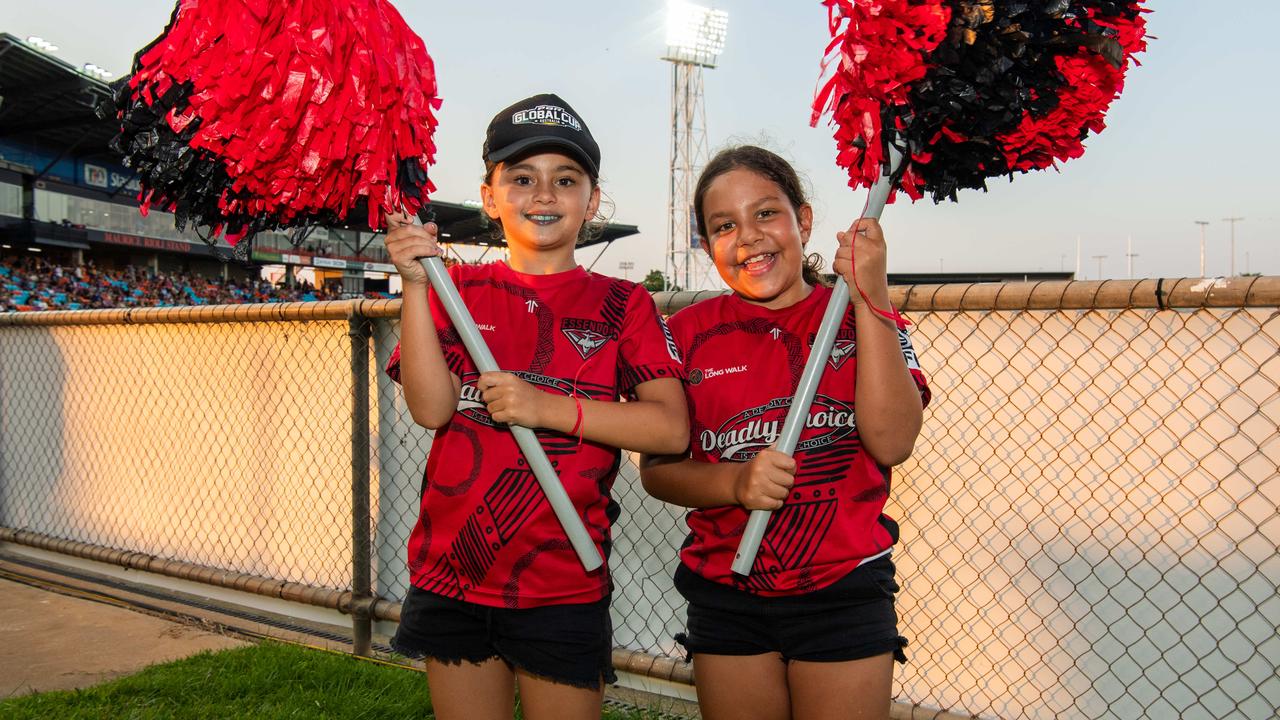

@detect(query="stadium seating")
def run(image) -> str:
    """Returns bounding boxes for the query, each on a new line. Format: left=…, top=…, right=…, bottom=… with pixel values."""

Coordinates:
left=1, top=256, right=392, bottom=312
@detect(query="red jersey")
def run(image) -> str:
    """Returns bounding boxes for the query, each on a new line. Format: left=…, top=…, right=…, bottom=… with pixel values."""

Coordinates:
left=387, top=261, right=683, bottom=608
left=668, top=285, right=930, bottom=596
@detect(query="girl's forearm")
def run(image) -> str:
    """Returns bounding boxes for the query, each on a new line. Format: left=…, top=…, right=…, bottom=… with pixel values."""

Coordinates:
left=538, top=378, right=689, bottom=454
left=398, top=285, right=461, bottom=428
left=639, top=454, right=740, bottom=509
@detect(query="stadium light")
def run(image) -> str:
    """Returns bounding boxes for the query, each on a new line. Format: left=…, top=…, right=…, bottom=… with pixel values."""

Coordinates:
left=26, top=36, right=59, bottom=53
left=664, top=1, right=729, bottom=69
left=83, top=63, right=115, bottom=80
left=661, top=1, right=728, bottom=290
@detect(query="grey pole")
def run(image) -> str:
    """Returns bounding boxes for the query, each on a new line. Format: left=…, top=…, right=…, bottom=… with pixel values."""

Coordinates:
left=731, top=145, right=904, bottom=576
left=1195, top=221, right=1209, bottom=277
left=1223, top=217, right=1244, bottom=276
left=349, top=312, right=372, bottom=656
left=419, top=256, right=604, bottom=572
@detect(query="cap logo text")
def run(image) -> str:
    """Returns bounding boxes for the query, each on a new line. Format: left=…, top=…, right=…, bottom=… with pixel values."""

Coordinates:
left=512, top=105, right=583, bottom=132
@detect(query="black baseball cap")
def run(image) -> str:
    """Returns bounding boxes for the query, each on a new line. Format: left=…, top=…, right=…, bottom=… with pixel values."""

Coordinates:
left=482, top=93, right=600, bottom=178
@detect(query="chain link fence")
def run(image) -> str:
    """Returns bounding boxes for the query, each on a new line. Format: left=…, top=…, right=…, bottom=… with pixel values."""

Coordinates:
left=2, top=278, right=1278, bottom=719
left=892, top=305, right=1278, bottom=720
left=0, top=307, right=358, bottom=591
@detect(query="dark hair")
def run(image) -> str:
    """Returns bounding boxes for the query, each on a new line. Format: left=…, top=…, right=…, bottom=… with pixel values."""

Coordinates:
left=481, top=157, right=603, bottom=246
left=693, top=145, right=829, bottom=287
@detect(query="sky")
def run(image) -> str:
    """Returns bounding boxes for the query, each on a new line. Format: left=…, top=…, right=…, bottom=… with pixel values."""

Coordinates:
left=5, top=2, right=1279, bottom=284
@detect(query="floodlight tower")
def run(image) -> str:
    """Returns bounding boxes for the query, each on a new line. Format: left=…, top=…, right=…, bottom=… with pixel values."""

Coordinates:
left=663, top=1, right=728, bottom=291
left=1222, top=216, right=1244, bottom=276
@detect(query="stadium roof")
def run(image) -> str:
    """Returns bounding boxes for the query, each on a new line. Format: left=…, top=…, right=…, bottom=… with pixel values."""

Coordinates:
left=0, top=33, right=117, bottom=164
left=389, top=200, right=638, bottom=250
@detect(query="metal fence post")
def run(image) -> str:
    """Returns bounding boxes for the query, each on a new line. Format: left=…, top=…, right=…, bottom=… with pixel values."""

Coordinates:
left=349, top=308, right=373, bottom=656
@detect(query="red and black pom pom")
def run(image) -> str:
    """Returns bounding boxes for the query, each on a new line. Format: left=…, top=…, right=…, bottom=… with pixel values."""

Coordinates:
left=102, top=0, right=440, bottom=257
left=812, top=0, right=1149, bottom=203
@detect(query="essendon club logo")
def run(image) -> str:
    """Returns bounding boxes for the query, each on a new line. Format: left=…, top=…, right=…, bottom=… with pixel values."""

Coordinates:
left=809, top=329, right=856, bottom=371
left=560, top=318, right=617, bottom=360
left=828, top=340, right=856, bottom=370
left=699, top=394, right=857, bottom=461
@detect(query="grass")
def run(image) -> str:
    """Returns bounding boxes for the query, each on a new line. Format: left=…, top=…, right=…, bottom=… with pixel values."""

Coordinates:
left=0, top=640, right=667, bottom=719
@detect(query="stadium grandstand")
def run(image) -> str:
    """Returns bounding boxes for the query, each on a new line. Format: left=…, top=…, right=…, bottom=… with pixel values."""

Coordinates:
left=0, top=32, right=639, bottom=312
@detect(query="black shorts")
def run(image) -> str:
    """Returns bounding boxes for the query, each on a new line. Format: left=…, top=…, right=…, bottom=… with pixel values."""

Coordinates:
left=674, top=554, right=907, bottom=664
left=391, top=586, right=617, bottom=689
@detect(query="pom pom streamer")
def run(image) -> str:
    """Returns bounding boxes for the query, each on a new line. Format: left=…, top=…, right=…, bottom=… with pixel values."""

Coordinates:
left=103, top=0, right=441, bottom=256
left=813, top=0, right=1149, bottom=203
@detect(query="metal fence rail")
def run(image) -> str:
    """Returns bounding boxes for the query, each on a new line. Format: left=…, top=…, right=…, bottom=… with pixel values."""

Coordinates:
left=2, top=278, right=1278, bottom=720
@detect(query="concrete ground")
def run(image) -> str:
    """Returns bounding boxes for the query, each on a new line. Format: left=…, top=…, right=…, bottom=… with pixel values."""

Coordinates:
left=0, top=574, right=247, bottom=698
left=0, top=559, right=704, bottom=718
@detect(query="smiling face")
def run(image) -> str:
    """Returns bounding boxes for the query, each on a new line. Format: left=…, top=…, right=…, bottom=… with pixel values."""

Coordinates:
left=480, top=151, right=600, bottom=267
left=699, top=167, right=814, bottom=309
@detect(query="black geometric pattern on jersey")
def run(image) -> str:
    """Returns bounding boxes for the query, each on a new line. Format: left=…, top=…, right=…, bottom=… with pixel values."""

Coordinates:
left=851, top=464, right=892, bottom=502
left=580, top=456, right=622, bottom=566
left=795, top=435, right=860, bottom=487
left=501, top=538, right=575, bottom=609
left=793, top=566, right=818, bottom=594
left=569, top=377, right=611, bottom=401
left=438, top=467, right=547, bottom=590
left=450, top=513, right=496, bottom=586
left=689, top=512, right=749, bottom=576
left=408, top=508, right=433, bottom=576
left=534, top=376, right=613, bottom=456
left=764, top=497, right=838, bottom=572
left=735, top=561, right=780, bottom=594
left=598, top=280, right=632, bottom=332
left=414, top=553, right=465, bottom=600
left=841, top=306, right=858, bottom=335
left=618, top=362, right=676, bottom=390
left=687, top=318, right=806, bottom=386
left=436, top=326, right=467, bottom=377
left=430, top=423, right=484, bottom=497
left=536, top=428, right=585, bottom=457
left=462, top=277, right=555, bottom=373
left=487, top=467, right=546, bottom=544
left=685, top=318, right=806, bottom=441
left=531, top=376, right=616, bottom=456
left=602, top=283, right=662, bottom=391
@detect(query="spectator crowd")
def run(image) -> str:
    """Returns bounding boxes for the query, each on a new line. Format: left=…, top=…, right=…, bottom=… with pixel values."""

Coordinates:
left=1, top=256, right=392, bottom=312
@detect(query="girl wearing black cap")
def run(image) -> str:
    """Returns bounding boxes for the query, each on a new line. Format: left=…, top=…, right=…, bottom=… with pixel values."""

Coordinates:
left=382, top=94, right=688, bottom=720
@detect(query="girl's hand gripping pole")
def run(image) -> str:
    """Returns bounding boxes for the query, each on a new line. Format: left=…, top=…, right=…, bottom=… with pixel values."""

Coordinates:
left=418, top=255, right=605, bottom=572
left=731, top=144, right=904, bottom=577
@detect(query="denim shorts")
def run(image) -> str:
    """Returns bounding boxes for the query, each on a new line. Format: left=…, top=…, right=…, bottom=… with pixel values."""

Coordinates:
left=391, top=586, right=617, bottom=689
left=674, top=555, right=907, bottom=663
